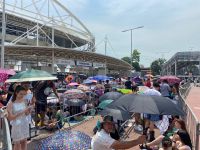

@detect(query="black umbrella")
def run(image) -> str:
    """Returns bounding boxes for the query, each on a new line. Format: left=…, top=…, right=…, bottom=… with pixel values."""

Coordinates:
left=65, top=99, right=85, bottom=107
left=106, top=94, right=184, bottom=116
left=99, top=92, right=123, bottom=102
left=99, top=108, right=131, bottom=121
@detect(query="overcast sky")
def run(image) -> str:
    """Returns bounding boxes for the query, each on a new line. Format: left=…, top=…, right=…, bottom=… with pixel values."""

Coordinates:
left=59, top=0, right=200, bottom=67
left=6, top=0, right=200, bottom=67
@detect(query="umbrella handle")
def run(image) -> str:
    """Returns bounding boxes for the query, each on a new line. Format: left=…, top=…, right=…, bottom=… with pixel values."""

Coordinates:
left=142, top=114, right=147, bottom=135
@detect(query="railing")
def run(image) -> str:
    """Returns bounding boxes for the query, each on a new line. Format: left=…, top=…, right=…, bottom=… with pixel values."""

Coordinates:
left=0, top=107, right=12, bottom=150
left=179, top=83, right=200, bottom=150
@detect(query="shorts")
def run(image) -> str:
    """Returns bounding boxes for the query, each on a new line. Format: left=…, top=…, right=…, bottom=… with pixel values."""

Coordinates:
left=35, top=102, right=47, bottom=113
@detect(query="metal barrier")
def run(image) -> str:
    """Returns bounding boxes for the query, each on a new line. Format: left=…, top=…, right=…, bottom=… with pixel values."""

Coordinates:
left=179, top=82, right=192, bottom=99
left=0, top=108, right=12, bottom=150
left=179, top=83, right=200, bottom=150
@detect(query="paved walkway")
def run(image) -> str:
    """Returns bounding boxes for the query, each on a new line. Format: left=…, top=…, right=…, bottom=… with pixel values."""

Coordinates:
left=186, top=86, right=200, bottom=121
left=186, top=86, right=200, bottom=150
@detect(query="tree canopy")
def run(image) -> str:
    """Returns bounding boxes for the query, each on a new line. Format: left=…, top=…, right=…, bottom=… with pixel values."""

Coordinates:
left=121, top=49, right=141, bottom=71
left=150, top=58, right=166, bottom=75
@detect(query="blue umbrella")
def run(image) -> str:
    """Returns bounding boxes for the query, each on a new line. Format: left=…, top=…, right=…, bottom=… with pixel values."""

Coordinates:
left=92, top=75, right=109, bottom=81
left=36, top=130, right=91, bottom=150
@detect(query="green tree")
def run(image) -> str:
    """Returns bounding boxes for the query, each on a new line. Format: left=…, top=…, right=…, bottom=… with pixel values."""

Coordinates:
left=121, top=56, right=131, bottom=64
left=132, top=49, right=141, bottom=62
left=133, top=62, right=141, bottom=71
left=121, top=49, right=141, bottom=71
left=151, top=58, right=166, bottom=75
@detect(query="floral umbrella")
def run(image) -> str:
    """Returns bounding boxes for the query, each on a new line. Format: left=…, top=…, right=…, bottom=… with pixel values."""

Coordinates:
left=77, top=84, right=90, bottom=91
left=60, top=89, right=86, bottom=101
left=159, top=76, right=181, bottom=84
left=36, top=130, right=91, bottom=150
left=0, top=68, right=16, bottom=83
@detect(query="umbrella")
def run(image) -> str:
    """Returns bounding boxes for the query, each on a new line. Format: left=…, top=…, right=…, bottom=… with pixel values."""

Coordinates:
left=83, top=79, right=97, bottom=84
left=5, top=69, right=57, bottom=83
left=60, top=89, right=86, bottom=100
left=0, top=69, right=15, bottom=83
left=99, top=92, right=123, bottom=102
left=65, top=75, right=74, bottom=83
left=78, top=74, right=87, bottom=79
left=77, top=85, right=90, bottom=91
left=68, top=82, right=79, bottom=86
left=99, top=108, right=131, bottom=121
left=98, top=100, right=113, bottom=109
left=0, top=68, right=15, bottom=75
left=36, top=130, right=91, bottom=150
left=138, top=86, right=149, bottom=93
left=92, top=75, right=109, bottom=81
left=159, top=76, right=181, bottom=84
left=65, top=99, right=85, bottom=107
left=57, top=88, right=67, bottom=93
left=117, top=89, right=132, bottom=94
left=64, top=89, right=84, bottom=94
left=107, top=94, right=184, bottom=116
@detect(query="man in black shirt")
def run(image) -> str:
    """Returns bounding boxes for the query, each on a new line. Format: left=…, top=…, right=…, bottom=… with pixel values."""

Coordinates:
left=125, top=77, right=132, bottom=89
left=34, top=80, right=59, bottom=127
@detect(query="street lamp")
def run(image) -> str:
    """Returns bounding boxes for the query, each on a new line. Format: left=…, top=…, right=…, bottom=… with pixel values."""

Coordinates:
left=122, top=26, right=144, bottom=69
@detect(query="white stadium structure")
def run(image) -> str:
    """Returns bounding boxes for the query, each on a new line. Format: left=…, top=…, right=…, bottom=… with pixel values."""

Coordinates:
left=0, top=0, right=131, bottom=75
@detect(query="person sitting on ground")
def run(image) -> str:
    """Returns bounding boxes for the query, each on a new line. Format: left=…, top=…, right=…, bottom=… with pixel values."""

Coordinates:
left=93, top=116, right=120, bottom=141
left=172, top=129, right=192, bottom=150
left=146, top=118, right=187, bottom=149
left=159, top=137, right=173, bottom=150
left=45, top=105, right=64, bottom=131
left=91, top=115, right=146, bottom=150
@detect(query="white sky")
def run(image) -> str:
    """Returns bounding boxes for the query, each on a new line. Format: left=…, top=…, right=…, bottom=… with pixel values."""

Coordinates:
left=4, top=0, right=200, bottom=67
left=62, top=0, right=200, bottom=67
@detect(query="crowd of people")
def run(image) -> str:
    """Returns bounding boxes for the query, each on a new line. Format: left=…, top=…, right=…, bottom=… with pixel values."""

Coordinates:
left=0, top=75, right=192, bottom=150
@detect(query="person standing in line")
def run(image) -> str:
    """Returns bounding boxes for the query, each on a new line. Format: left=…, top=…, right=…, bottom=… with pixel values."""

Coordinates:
left=34, top=80, right=59, bottom=127
left=104, top=80, right=111, bottom=93
left=7, top=85, right=32, bottom=150
left=160, top=80, right=171, bottom=98
left=125, top=77, right=132, bottom=89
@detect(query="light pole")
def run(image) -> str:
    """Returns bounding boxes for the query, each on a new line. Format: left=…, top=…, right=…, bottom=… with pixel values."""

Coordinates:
left=122, top=26, right=144, bottom=68
left=1, top=0, right=6, bottom=68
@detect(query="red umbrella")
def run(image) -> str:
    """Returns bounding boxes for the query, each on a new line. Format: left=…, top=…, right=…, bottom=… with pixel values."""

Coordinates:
left=159, top=76, right=181, bottom=84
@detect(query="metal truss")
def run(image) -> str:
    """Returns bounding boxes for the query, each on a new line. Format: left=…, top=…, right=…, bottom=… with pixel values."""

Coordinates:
left=0, top=0, right=95, bottom=51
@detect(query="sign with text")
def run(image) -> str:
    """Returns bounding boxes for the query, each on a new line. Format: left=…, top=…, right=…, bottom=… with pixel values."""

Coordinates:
left=93, top=62, right=105, bottom=68
left=76, top=60, right=92, bottom=67
left=55, top=59, right=75, bottom=66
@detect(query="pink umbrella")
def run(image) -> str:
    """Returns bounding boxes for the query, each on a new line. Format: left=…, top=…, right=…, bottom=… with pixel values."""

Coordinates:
left=0, top=69, right=15, bottom=83
left=0, top=68, right=16, bottom=75
left=68, top=82, right=79, bottom=86
left=159, top=76, right=181, bottom=84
